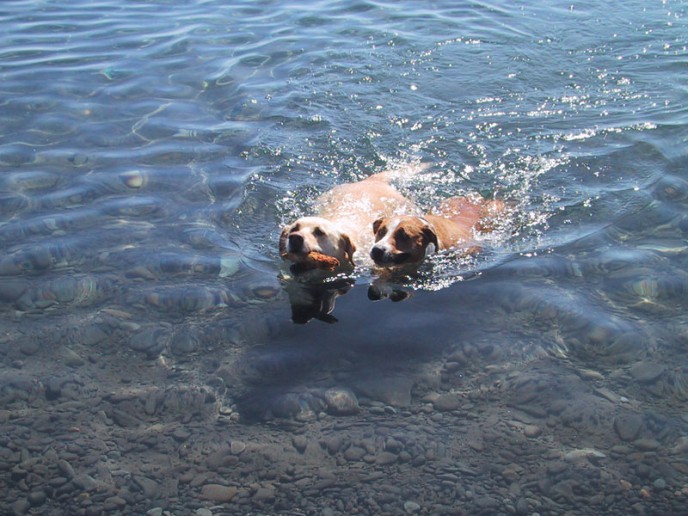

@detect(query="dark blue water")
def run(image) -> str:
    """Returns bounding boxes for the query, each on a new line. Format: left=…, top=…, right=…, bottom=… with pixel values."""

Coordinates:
left=1, top=0, right=687, bottom=514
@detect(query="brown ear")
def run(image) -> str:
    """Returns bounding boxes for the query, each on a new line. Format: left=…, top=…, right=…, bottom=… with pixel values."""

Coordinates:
left=340, top=234, right=356, bottom=265
left=422, top=225, right=439, bottom=250
left=372, top=218, right=384, bottom=236
left=279, top=226, right=290, bottom=258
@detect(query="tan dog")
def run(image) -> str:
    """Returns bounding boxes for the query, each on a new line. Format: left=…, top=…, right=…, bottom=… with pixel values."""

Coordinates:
left=370, top=196, right=504, bottom=267
left=280, top=166, right=424, bottom=269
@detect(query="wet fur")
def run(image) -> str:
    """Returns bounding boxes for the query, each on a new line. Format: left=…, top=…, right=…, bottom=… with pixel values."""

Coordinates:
left=280, top=168, right=423, bottom=269
left=370, top=196, right=504, bottom=267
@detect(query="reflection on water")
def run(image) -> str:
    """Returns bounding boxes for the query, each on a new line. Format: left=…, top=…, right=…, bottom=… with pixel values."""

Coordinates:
left=282, top=271, right=356, bottom=324
left=1, top=0, right=688, bottom=513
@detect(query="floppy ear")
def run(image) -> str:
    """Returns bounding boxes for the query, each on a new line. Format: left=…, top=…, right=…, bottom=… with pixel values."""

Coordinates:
left=372, top=218, right=384, bottom=236
left=340, top=234, right=356, bottom=265
left=278, top=226, right=290, bottom=258
left=422, top=224, right=439, bottom=251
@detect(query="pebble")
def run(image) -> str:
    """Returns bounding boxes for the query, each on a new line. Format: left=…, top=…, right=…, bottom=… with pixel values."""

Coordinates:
left=385, top=437, right=403, bottom=453
left=547, top=461, right=568, bottom=474
left=133, top=475, right=160, bottom=499
left=376, top=452, right=397, bottom=466
left=323, top=436, right=344, bottom=455
left=432, top=393, right=462, bottom=412
left=110, top=409, right=139, bottom=428
left=344, top=446, right=366, bottom=462
left=105, top=496, right=127, bottom=507
left=404, top=501, right=421, bottom=514
left=580, top=369, right=605, bottom=380
left=200, top=484, right=238, bottom=502
left=523, top=424, right=542, bottom=438
left=629, top=362, right=665, bottom=383
left=0, top=278, right=28, bottom=302
left=474, top=495, right=500, bottom=510
left=253, top=485, right=276, bottom=502
left=594, top=387, right=619, bottom=403
left=219, top=255, right=241, bottom=278
left=61, top=348, right=85, bottom=367
left=564, top=448, right=606, bottom=462
left=614, top=414, right=644, bottom=442
left=634, top=438, right=660, bottom=451
left=324, top=387, right=359, bottom=415
left=172, top=428, right=191, bottom=442
left=28, top=490, right=46, bottom=506
left=355, top=376, right=413, bottom=407
left=129, top=327, right=168, bottom=358
left=120, top=170, right=146, bottom=188
left=57, top=459, right=76, bottom=479
left=620, top=479, right=633, bottom=490
left=292, top=435, right=308, bottom=453
left=230, top=440, right=246, bottom=455
left=81, top=324, right=109, bottom=345
left=670, top=436, right=688, bottom=454
left=653, top=478, right=667, bottom=490
left=11, top=499, right=30, bottom=515
left=170, top=328, right=200, bottom=355
left=502, top=466, right=521, bottom=482
left=74, top=473, right=100, bottom=492
left=19, top=340, right=40, bottom=356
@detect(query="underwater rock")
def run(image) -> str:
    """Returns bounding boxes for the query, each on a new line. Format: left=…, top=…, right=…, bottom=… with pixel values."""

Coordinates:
left=629, top=362, right=665, bottom=383
left=144, top=285, right=234, bottom=313
left=200, top=484, right=237, bottom=503
left=324, top=387, right=359, bottom=415
left=14, top=275, right=113, bottom=311
left=129, top=327, right=169, bottom=358
left=614, top=414, right=643, bottom=442
left=170, top=327, right=201, bottom=355
left=0, top=278, right=29, bottom=303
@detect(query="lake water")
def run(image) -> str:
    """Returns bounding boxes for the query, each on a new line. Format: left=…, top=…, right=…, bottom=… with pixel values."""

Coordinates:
left=1, top=0, right=687, bottom=514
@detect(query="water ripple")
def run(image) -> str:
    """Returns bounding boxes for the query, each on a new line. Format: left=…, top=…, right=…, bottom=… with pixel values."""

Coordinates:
left=0, top=0, right=687, bottom=513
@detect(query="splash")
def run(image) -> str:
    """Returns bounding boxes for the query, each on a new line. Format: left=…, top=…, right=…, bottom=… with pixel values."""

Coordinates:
left=274, top=149, right=565, bottom=292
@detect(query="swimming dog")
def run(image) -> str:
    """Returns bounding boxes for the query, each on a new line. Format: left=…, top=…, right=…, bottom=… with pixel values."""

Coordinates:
left=370, top=195, right=505, bottom=267
left=279, top=166, right=424, bottom=270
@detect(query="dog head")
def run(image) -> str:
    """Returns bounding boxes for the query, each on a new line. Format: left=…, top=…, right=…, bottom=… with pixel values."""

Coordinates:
left=370, top=216, right=438, bottom=267
left=279, top=216, right=356, bottom=268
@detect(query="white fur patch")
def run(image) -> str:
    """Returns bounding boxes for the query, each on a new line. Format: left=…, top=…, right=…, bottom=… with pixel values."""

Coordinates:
left=375, top=218, right=400, bottom=250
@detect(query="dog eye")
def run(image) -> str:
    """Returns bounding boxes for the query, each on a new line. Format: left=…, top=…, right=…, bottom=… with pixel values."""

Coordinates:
left=396, top=229, right=409, bottom=242
left=291, top=224, right=301, bottom=232
left=313, top=227, right=325, bottom=237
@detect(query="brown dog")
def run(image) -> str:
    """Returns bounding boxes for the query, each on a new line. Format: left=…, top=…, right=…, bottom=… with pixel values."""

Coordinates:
left=279, top=166, right=424, bottom=269
left=370, top=196, right=504, bottom=267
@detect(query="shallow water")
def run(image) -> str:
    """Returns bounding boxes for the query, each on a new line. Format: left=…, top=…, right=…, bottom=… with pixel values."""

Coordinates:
left=1, top=0, right=688, bottom=514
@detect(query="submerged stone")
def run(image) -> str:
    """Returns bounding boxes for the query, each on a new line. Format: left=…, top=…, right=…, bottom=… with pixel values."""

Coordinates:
left=614, top=414, right=643, bottom=442
left=200, top=484, right=237, bottom=502
left=324, top=387, right=359, bottom=415
left=629, top=362, right=665, bottom=383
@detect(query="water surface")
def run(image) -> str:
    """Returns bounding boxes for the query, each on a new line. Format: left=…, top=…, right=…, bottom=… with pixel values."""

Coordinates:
left=1, top=0, right=687, bottom=514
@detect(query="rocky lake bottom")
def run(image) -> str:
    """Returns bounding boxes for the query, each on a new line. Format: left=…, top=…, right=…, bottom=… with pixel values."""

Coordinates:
left=2, top=291, right=687, bottom=516
left=1, top=0, right=687, bottom=514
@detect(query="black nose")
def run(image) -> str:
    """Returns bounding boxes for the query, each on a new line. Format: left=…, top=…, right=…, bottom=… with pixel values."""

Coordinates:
left=370, top=246, right=384, bottom=263
left=288, top=233, right=304, bottom=252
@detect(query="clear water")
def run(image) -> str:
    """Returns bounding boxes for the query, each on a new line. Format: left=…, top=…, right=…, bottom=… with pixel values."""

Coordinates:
left=1, top=0, right=688, bottom=513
